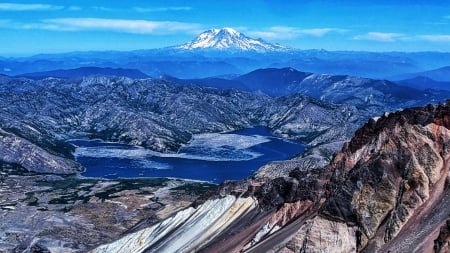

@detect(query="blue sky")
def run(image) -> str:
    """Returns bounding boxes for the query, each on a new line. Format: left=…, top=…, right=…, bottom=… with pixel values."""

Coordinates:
left=1, top=0, right=450, bottom=56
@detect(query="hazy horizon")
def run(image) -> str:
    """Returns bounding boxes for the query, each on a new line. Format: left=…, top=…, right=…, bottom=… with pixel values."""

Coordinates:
left=1, top=0, right=450, bottom=56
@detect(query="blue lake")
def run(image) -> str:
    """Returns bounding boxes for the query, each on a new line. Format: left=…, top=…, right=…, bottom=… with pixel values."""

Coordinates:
left=71, top=126, right=305, bottom=183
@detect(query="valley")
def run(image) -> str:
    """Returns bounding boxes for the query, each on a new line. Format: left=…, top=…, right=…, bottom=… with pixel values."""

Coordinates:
left=0, top=72, right=363, bottom=251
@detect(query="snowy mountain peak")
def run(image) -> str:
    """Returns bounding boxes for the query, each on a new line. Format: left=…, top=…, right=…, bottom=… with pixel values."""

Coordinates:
left=218, top=27, right=241, bottom=36
left=175, top=28, right=289, bottom=52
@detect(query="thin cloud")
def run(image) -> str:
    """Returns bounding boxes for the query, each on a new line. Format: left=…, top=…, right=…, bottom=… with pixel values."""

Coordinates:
left=8, top=18, right=203, bottom=35
left=418, top=34, right=450, bottom=42
left=133, top=6, right=192, bottom=12
left=68, top=6, right=82, bottom=11
left=353, top=32, right=405, bottom=42
left=248, top=26, right=347, bottom=40
left=0, top=19, right=10, bottom=25
left=92, top=6, right=114, bottom=11
left=249, top=27, right=298, bottom=40
left=0, top=2, right=63, bottom=11
left=424, top=22, right=448, bottom=26
left=299, top=28, right=348, bottom=37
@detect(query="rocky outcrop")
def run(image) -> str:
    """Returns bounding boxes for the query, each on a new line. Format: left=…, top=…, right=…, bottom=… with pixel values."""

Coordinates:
left=282, top=216, right=357, bottom=253
left=0, top=128, right=81, bottom=174
left=435, top=219, right=450, bottom=253
left=92, top=195, right=259, bottom=253
left=267, top=94, right=360, bottom=145
left=244, top=200, right=313, bottom=248
left=251, top=102, right=450, bottom=252
left=254, top=141, right=343, bottom=179
left=322, top=102, right=450, bottom=251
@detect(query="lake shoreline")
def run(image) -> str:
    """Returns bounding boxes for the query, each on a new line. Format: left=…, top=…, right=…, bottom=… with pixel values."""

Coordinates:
left=71, top=126, right=306, bottom=183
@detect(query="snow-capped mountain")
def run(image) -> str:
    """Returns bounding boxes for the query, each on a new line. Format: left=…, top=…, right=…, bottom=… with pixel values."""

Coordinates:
left=175, top=27, right=289, bottom=52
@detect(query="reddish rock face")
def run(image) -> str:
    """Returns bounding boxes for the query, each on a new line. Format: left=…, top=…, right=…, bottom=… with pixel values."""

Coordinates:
left=195, top=102, right=450, bottom=253
left=434, top=104, right=450, bottom=129
left=320, top=102, right=450, bottom=252
left=435, top=220, right=450, bottom=253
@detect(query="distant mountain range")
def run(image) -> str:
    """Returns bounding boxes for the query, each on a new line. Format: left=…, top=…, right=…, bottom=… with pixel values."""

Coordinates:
left=162, top=68, right=449, bottom=108
left=18, top=67, right=149, bottom=80
left=389, top=66, right=450, bottom=91
left=11, top=66, right=450, bottom=106
left=392, top=66, right=450, bottom=82
left=1, top=28, right=450, bottom=80
left=173, top=27, right=289, bottom=52
left=397, top=76, right=450, bottom=91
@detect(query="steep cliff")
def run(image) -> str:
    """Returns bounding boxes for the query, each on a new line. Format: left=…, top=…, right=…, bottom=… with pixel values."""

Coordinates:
left=322, top=103, right=450, bottom=252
